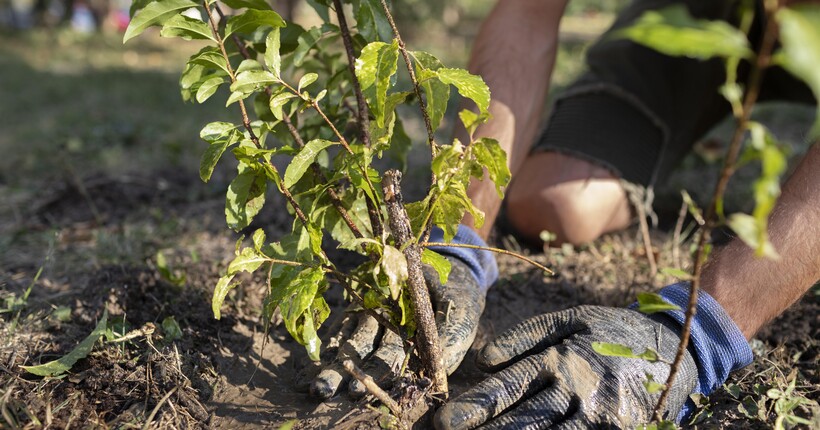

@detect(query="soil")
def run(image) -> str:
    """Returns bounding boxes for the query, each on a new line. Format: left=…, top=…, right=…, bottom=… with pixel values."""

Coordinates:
left=1, top=164, right=818, bottom=430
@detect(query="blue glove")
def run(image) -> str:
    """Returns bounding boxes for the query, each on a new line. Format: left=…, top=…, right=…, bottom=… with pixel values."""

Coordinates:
left=428, top=224, right=499, bottom=291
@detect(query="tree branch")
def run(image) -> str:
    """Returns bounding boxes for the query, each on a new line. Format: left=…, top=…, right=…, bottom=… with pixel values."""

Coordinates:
left=420, top=242, right=553, bottom=275
left=651, top=2, right=780, bottom=419
left=332, top=0, right=371, bottom=148
left=383, top=170, right=448, bottom=396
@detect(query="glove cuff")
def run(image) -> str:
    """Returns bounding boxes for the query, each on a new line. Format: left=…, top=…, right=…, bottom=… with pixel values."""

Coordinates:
left=655, top=282, right=753, bottom=398
left=428, top=225, right=499, bottom=292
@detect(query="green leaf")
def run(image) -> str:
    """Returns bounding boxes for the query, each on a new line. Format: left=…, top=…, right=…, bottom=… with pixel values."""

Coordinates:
left=22, top=310, right=108, bottom=376
left=298, top=72, right=319, bottom=92
left=636, top=292, right=681, bottom=314
left=615, top=4, right=753, bottom=60
left=219, top=0, right=271, bottom=10
left=161, top=316, right=183, bottom=341
left=353, top=0, right=392, bottom=42
left=293, top=26, right=322, bottom=66
left=776, top=6, right=820, bottom=136
left=160, top=13, right=214, bottom=41
left=199, top=122, right=240, bottom=182
left=226, top=168, right=267, bottom=230
left=380, top=245, right=408, bottom=300
left=421, top=249, right=452, bottom=285
left=212, top=273, right=238, bottom=319
left=227, top=247, right=269, bottom=274
left=230, top=70, right=278, bottom=96
left=189, top=46, right=231, bottom=75
left=591, top=342, right=638, bottom=358
left=356, top=40, right=400, bottom=127
left=265, top=27, right=282, bottom=79
left=413, top=51, right=449, bottom=132
left=269, top=91, right=297, bottom=120
left=727, top=213, right=780, bottom=259
left=284, top=139, right=336, bottom=188
left=643, top=372, right=667, bottom=394
left=660, top=267, right=693, bottom=281
left=124, top=0, right=199, bottom=42
left=236, top=59, right=264, bottom=74
left=225, top=9, right=285, bottom=38
left=196, top=76, right=225, bottom=103
left=432, top=182, right=484, bottom=241
left=436, top=68, right=491, bottom=115
left=472, top=137, right=511, bottom=197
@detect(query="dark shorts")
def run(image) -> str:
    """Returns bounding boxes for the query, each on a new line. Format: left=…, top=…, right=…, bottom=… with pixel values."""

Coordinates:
left=534, top=0, right=815, bottom=186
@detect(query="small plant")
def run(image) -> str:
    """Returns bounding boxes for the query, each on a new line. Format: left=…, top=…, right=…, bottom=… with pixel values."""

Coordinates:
left=124, top=0, right=518, bottom=396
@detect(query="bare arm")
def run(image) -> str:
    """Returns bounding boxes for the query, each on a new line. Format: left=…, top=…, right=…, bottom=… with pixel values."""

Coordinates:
left=703, top=142, right=820, bottom=338
left=462, top=0, right=570, bottom=239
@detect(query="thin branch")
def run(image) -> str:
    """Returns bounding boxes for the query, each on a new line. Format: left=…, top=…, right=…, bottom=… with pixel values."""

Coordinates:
left=343, top=360, right=401, bottom=416
left=378, top=0, right=436, bottom=159
left=332, top=0, right=371, bottom=148
left=651, top=2, right=780, bottom=419
left=420, top=242, right=554, bottom=275
left=672, top=198, right=688, bottom=270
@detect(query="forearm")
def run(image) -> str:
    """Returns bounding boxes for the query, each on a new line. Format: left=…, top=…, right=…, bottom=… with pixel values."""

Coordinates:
left=702, top=143, right=820, bottom=338
left=462, top=0, right=569, bottom=238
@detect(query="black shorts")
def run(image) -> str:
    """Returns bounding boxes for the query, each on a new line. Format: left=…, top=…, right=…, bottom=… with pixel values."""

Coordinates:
left=534, top=0, right=815, bottom=186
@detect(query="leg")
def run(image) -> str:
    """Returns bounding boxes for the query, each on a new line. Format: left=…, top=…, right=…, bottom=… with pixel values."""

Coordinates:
left=505, top=152, right=632, bottom=245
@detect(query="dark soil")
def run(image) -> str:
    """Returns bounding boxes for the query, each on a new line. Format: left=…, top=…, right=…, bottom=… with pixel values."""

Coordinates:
left=1, top=163, right=818, bottom=430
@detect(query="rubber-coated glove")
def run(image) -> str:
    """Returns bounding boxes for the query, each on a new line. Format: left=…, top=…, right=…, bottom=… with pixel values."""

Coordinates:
left=434, top=306, right=699, bottom=429
left=296, top=255, right=486, bottom=399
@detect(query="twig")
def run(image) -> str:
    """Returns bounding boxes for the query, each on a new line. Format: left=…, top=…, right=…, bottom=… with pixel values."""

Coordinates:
left=383, top=170, right=448, bottom=396
left=332, top=0, right=371, bottom=148
left=622, top=181, right=658, bottom=277
left=343, top=360, right=401, bottom=416
left=377, top=0, right=436, bottom=158
left=142, top=387, right=177, bottom=430
left=420, top=242, right=553, bottom=275
left=651, top=2, right=780, bottom=419
left=672, top=198, right=688, bottom=270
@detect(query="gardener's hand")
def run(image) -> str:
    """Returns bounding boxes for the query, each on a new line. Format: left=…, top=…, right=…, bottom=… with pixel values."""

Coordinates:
left=297, top=256, right=486, bottom=400
left=434, top=306, right=699, bottom=429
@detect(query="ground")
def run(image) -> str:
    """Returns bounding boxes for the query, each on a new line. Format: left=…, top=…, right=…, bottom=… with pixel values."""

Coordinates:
left=1, top=13, right=818, bottom=430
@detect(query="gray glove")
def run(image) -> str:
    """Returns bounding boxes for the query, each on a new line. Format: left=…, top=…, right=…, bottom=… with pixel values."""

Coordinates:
left=434, top=306, right=698, bottom=429
left=297, top=256, right=485, bottom=400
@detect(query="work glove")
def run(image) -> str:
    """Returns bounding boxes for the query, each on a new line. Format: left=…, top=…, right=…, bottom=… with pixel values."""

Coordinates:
left=435, top=283, right=753, bottom=429
left=297, top=225, right=498, bottom=400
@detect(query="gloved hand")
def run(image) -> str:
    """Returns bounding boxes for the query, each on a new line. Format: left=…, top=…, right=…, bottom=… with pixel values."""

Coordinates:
left=434, top=284, right=753, bottom=429
left=297, top=225, right=498, bottom=400
left=434, top=306, right=696, bottom=429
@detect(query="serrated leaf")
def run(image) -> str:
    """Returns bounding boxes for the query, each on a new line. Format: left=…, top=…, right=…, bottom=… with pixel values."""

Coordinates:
left=413, top=51, right=449, bottom=132
left=225, top=9, right=285, bottom=38
left=355, top=40, right=399, bottom=127
left=472, top=137, right=511, bottom=197
left=421, top=249, right=451, bottom=285
left=21, top=310, right=108, bottom=376
left=432, top=182, right=484, bottom=241
left=219, top=0, right=271, bottom=10
left=381, top=245, right=408, bottom=300
left=227, top=247, right=269, bottom=274
left=776, top=6, right=820, bottom=136
left=160, top=13, right=214, bottom=40
left=436, top=68, right=490, bottom=115
left=298, top=72, right=318, bottom=92
left=293, top=26, right=322, bottom=66
left=124, top=0, right=199, bottom=42
left=226, top=168, right=267, bottom=230
left=616, top=4, right=752, bottom=60
left=196, top=76, right=225, bottom=103
left=284, top=139, right=336, bottom=188
left=636, top=292, right=681, bottom=314
left=265, top=27, right=282, bottom=79
left=354, top=0, right=392, bottom=42
left=189, top=46, right=231, bottom=75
